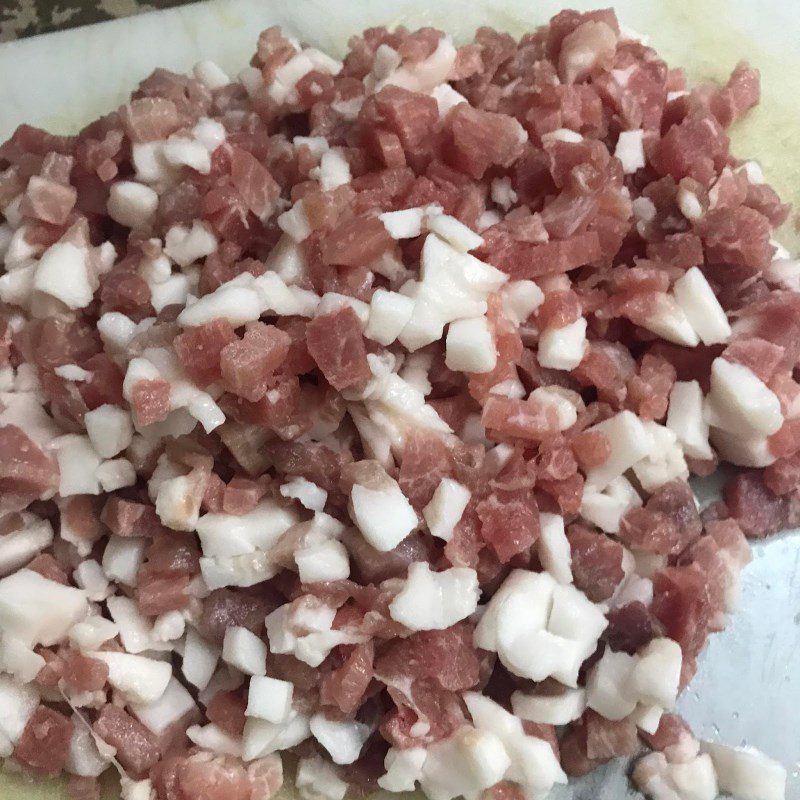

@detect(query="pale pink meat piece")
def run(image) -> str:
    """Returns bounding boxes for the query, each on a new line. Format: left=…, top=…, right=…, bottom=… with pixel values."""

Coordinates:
left=724, top=470, right=789, bottom=539
left=320, top=215, right=393, bottom=267
left=174, top=753, right=253, bottom=800
left=603, top=601, right=654, bottom=654
left=230, top=147, right=280, bottom=220
left=93, top=705, right=160, bottom=777
left=567, top=523, right=626, bottom=602
left=220, top=323, right=290, bottom=402
left=174, top=319, right=237, bottom=387
left=584, top=710, right=638, bottom=760
left=375, top=623, right=481, bottom=693
left=14, top=706, right=74, bottom=776
left=207, top=690, right=247, bottom=737
left=197, top=589, right=272, bottom=645
left=67, top=776, right=100, bottom=800
left=119, top=97, right=181, bottom=142
left=131, top=378, right=172, bottom=426
left=481, top=395, right=562, bottom=442
left=444, top=104, right=526, bottom=179
left=61, top=649, right=109, bottom=692
left=477, top=488, right=540, bottom=563
left=320, top=641, right=375, bottom=714
left=652, top=565, right=711, bottom=658
left=305, top=307, right=371, bottom=391
left=0, top=424, right=58, bottom=512
left=27, top=553, right=70, bottom=585
left=618, top=480, right=702, bottom=555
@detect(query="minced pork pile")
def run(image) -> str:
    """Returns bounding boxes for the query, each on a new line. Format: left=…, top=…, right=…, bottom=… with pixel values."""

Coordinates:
left=0, top=8, right=796, bottom=800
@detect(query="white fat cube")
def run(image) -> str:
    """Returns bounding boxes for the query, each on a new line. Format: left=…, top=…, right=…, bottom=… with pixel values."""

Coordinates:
left=107, top=594, right=164, bottom=653
left=130, top=677, right=197, bottom=735
left=97, top=311, right=137, bottom=351
left=315, top=292, right=370, bottom=326
left=547, top=583, right=608, bottom=656
left=432, top=83, right=468, bottom=117
left=629, top=703, right=664, bottom=736
left=420, top=726, right=511, bottom=800
left=632, top=421, right=688, bottom=493
left=365, top=289, right=415, bottom=345
left=427, top=214, right=484, bottom=253
left=423, top=478, right=471, bottom=542
left=0, top=675, right=39, bottom=746
left=0, top=634, right=45, bottom=682
left=278, top=200, right=312, bottom=242
left=102, top=535, right=147, bottom=587
left=178, top=282, right=262, bottom=327
left=196, top=499, right=298, bottom=558
left=318, top=148, right=351, bottom=191
left=84, top=404, right=134, bottom=459
left=585, top=410, right=654, bottom=489
left=501, top=280, right=543, bottom=324
left=491, top=176, right=518, bottom=210
left=73, top=560, right=110, bottom=602
left=156, top=474, right=202, bottom=532
left=107, top=181, right=158, bottom=230
left=631, top=637, right=682, bottom=709
left=707, top=358, right=782, bottom=437
left=537, top=317, right=587, bottom=371
left=192, top=117, right=226, bottom=153
left=242, top=711, right=311, bottom=760
left=379, top=746, right=427, bottom=793
left=710, top=427, right=776, bottom=468
left=614, top=129, right=646, bottom=174
left=222, top=626, right=267, bottom=676
left=186, top=723, right=242, bottom=757
left=164, top=221, right=218, bottom=267
left=149, top=273, right=189, bottom=313
left=668, top=754, right=719, bottom=800
left=56, top=435, right=102, bottom=496
left=499, top=628, right=584, bottom=685
left=537, top=512, right=572, bottom=584
left=69, top=615, right=119, bottom=652
left=297, top=756, right=348, bottom=800
left=667, top=380, right=712, bottom=460
left=586, top=649, right=638, bottom=720
left=350, top=482, right=417, bottom=552
left=182, top=627, right=219, bottom=691
left=529, top=386, right=578, bottom=430
left=379, top=207, right=426, bottom=239
left=673, top=267, right=731, bottom=345
left=703, top=743, right=785, bottom=800
left=0, top=569, right=88, bottom=647
left=246, top=675, right=294, bottom=723
left=0, top=517, right=53, bottom=577
left=295, top=538, right=350, bottom=584
left=475, top=569, right=555, bottom=652
left=445, top=316, right=497, bottom=373
left=90, top=651, right=171, bottom=704
left=163, top=137, right=212, bottom=174
left=310, top=713, right=370, bottom=765
left=132, top=142, right=171, bottom=184
left=389, top=563, right=479, bottom=631
left=642, top=293, right=699, bottom=347
left=581, top=475, right=643, bottom=534
left=280, top=477, right=327, bottom=511
left=66, top=720, right=110, bottom=777
left=511, top=686, right=586, bottom=725
left=193, top=60, right=231, bottom=89
left=33, top=242, right=94, bottom=309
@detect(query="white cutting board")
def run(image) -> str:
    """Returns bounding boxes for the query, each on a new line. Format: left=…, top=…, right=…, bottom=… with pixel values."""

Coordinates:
left=0, top=1, right=798, bottom=798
